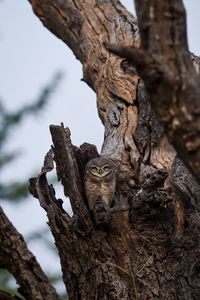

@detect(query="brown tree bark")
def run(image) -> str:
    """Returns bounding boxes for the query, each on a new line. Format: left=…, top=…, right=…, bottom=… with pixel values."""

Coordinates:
left=1, top=0, right=200, bottom=299
left=0, top=207, right=62, bottom=300
left=104, top=0, right=200, bottom=182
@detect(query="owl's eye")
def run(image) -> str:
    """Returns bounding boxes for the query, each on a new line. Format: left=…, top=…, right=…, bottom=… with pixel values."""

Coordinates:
left=103, top=166, right=110, bottom=172
left=91, top=166, right=98, bottom=172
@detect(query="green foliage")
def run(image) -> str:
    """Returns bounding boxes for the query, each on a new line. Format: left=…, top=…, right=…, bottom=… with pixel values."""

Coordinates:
left=0, top=71, right=69, bottom=298
left=0, top=72, right=62, bottom=147
left=0, top=72, right=62, bottom=201
left=0, top=182, right=29, bottom=201
left=0, top=269, right=24, bottom=299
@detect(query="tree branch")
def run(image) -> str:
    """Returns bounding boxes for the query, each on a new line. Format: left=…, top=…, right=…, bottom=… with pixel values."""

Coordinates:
left=104, top=0, right=200, bottom=181
left=0, top=207, right=62, bottom=300
left=28, top=0, right=144, bottom=168
left=25, top=0, right=200, bottom=298
left=49, top=124, right=93, bottom=227
left=29, top=125, right=136, bottom=299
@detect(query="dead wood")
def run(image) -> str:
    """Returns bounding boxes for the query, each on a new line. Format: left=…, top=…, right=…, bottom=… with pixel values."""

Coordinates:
left=1, top=0, right=200, bottom=299
left=104, top=0, right=200, bottom=181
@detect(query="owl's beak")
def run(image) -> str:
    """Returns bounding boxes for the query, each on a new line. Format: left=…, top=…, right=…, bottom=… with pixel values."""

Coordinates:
left=99, top=169, right=102, bottom=175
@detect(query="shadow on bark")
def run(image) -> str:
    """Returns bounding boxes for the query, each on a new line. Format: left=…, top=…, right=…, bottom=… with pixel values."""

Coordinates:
left=29, top=123, right=200, bottom=300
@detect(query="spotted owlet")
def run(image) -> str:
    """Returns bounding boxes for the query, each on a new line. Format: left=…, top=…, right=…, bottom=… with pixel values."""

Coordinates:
left=84, top=157, right=116, bottom=212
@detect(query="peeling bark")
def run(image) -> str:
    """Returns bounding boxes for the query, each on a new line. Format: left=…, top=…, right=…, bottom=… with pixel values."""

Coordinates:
left=104, top=0, right=200, bottom=181
left=1, top=0, right=200, bottom=299
left=29, top=124, right=200, bottom=300
left=27, top=0, right=200, bottom=299
left=29, top=0, right=141, bottom=168
left=30, top=127, right=136, bottom=299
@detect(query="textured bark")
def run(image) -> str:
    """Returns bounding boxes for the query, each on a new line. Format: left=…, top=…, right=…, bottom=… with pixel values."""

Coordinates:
left=29, top=0, right=140, bottom=168
left=1, top=0, right=199, bottom=299
left=29, top=124, right=200, bottom=300
left=104, top=0, right=200, bottom=182
left=30, top=127, right=136, bottom=299
left=0, top=207, right=62, bottom=300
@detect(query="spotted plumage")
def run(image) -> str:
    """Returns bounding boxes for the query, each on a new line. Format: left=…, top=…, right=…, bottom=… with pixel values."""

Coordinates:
left=84, top=157, right=116, bottom=211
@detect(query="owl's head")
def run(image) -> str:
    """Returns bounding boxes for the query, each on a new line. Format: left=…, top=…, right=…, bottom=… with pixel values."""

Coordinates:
left=85, top=157, right=115, bottom=178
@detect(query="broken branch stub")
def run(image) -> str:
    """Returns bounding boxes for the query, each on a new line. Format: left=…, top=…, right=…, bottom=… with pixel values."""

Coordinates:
left=29, top=124, right=137, bottom=299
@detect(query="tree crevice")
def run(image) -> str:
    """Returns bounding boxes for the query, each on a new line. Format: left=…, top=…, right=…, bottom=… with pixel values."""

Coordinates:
left=1, top=0, right=200, bottom=299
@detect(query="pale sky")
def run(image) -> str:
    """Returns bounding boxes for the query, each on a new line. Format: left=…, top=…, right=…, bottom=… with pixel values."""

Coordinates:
left=0, top=0, right=200, bottom=287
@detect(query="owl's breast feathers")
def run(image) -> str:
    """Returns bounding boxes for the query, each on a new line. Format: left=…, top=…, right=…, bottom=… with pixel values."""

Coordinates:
left=84, top=158, right=117, bottom=210
left=85, top=176, right=115, bottom=207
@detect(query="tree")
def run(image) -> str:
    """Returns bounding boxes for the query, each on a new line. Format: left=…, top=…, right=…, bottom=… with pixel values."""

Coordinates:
left=1, top=0, right=200, bottom=299
left=0, top=74, right=64, bottom=297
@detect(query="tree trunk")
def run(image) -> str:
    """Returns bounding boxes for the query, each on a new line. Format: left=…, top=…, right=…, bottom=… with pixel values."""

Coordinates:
left=104, top=0, right=200, bottom=182
left=2, top=0, right=200, bottom=299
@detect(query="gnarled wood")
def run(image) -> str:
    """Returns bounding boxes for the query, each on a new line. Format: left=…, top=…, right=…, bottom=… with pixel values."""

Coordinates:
left=4, top=0, right=199, bottom=299
left=0, top=207, right=62, bottom=300
left=104, top=0, right=200, bottom=181
left=29, top=122, right=200, bottom=299
left=30, top=129, right=136, bottom=299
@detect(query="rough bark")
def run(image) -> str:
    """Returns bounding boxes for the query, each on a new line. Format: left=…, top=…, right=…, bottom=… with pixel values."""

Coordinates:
left=29, top=0, right=140, bottom=168
left=2, top=0, right=199, bottom=299
left=104, top=0, right=200, bottom=181
left=30, top=127, right=137, bottom=299
left=0, top=207, right=62, bottom=300
left=29, top=124, right=200, bottom=300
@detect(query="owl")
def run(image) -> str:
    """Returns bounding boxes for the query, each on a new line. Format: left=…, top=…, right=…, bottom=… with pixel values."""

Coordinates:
left=84, top=157, right=116, bottom=211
